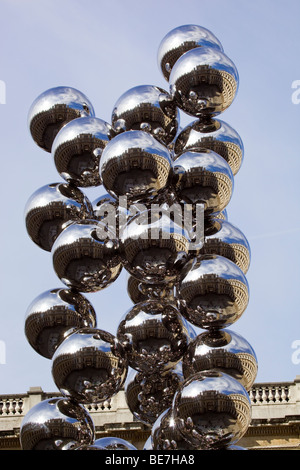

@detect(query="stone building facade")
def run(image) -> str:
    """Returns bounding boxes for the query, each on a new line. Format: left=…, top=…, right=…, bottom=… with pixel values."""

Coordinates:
left=0, top=376, right=300, bottom=450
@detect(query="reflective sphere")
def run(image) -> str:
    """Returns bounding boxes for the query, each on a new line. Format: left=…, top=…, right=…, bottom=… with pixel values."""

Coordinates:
left=117, top=300, right=189, bottom=373
left=52, top=117, right=115, bottom=187
left=173, top=370, right=252, bottom=449
left=120, top=209, right=191, bottom=285
left=158, top=25, right=223, bottom=81
left=94, top=437, right=137, bottom=450
left=19, top=397, right=95, bottom=450
left=174, top=117, right=244, bottom=176
left=169, top=47, right=239, bottom=117
left=151, top=407, right=193, bottom=450
left=24, top=182, right=94, bottom=252
left=52, top=220, right=122, bottom=293
left=92, top=192, right=132, bottom=239
left=173, top=149, right=234, bottom=215
left=125, top=365, right=184, bottom=426
left=52, top=328, right=128, bottom=404
left=127, top=275, right=176, bottom=303
left=182, top=329, right=258, bottom=391
left=200, top=217, right=251, bottom=274
left=28, top=86, right=95, bottom=152
left=111, top=85, right=179, bottom=146
left=178, top=254, right=249, bottom=329
left=100, top=130, right=172, bottom=202
left=25, top=288, right=97, bottom=359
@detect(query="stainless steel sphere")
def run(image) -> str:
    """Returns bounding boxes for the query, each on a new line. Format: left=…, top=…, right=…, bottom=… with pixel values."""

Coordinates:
left=120, top=208, right=191, bottom=285
left=124, top=365, right=184, bottom=426
left=52, top=116, right=115, bottom=187
left=169, top=47, right=239, bottom=117
left=127, top=275, right=176, bottom=303
left=24, top=182, right=94, bottom=252
left=158, top=25, right=223, bottom=81
left=173, top=149, right=234, bottom=215
left=172, top=370, right=252, bottom=449
left=182, top=329, right=258, bottom=391
left=117, top=300, right=189, bottom=373
left=177, top=254, right=249, bottom=330
left=28, top=86, right=95, bottom=152
left=100, top=130, right=172, bottom=202
left=151, top=407, right=193, bottom=450
left=51, top=327, right=128, bottom=404
left=111, top=85, right=180, bottom=146
left=52, top=220, right=122, bottom=293
left=94, top=437, right=137, bottom=450
left=200, top=217, right=251, bottom=274
left=24, top=288, right=97, bottom=359
left=174, top=117, right=244, bottom=176
left=19, top=397, right=95, bottom=450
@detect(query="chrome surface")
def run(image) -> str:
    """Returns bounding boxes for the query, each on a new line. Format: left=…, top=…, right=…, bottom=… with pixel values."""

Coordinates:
left=24, top=182, right=94, bottom=252
left=111, top=85, right=179, bottom=146
left=94, top=437, right=137, bottom=450
left=201, top=217, right=251, bottom=274
left=178, top=254, right=249, bottom=329
left=28, top=86, right=95, bottom=152
left=100, top=130, right=172, bottom=202
left=182, top=329, right=258, bottom=391
left=52, top=220, right=122, bottom=293
left=169, top=47, right=239, bottom=117
left=24, top=288, right=97, bottom=359
left=116, top=300, right=189, bottom=373
left=19, top=397, right=95, bottom=450
left=174, top=117, right=244, bottom=176
left=151, top=407, right=194, bottom=450
left=157, top=25, right=223, bottom=81
left=120, top=209, right=191, bottom=285
left=52, top=116, right=114, bottom=187
left=173, top=149, right=234, bottom=215
left=173, top=370, right=252, bottom=449
left=124, top=365, right=184, bottom=426
left=51, top=327, right=128, bottom=404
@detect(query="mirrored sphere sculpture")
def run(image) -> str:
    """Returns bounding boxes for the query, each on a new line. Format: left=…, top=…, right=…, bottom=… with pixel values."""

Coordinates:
left=174, top=117, right=244, bottom=176
left=28, top=86, right=95, bottom=152
left=151, top=407, right=195, bottom=450
left=25, top=288, right=97, bottom=359
left=120, top=209, right=191, bottom=285
left=24, top=182, right=94, bottom=251
left=173, top=149, right=234, bottom=215
left=52, top=116, right=115, bottom=187
left=111, top=85, right=179, bottom=145
left=117, top=300, right=189, bottom=373
left=100, top=130, right=172, bottom=202
left=200, top=217, right=251, bottom=274
left=52, top=328, right=128, bottom=404
left=94, top=437, right=137, bottom=450
left=19, top=397, right=95, bottom=450
left=182, top=329, right=258, bottom=391
left=157, top=24, right=223, bottom=81
left=169, top=47, right=239, bottom=117
left=178, top=254, right=249, bottom=329
left=52, top=220, right=122, bottom=292
left=173, top=370, right=252, bottom=449
left=124, top=365, right=184, bottom=426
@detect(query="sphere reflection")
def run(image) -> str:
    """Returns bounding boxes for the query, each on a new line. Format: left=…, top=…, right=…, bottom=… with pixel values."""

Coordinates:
left=52, top=328, right=128, bottom=404
left=25, top=288, right=97, bottom=359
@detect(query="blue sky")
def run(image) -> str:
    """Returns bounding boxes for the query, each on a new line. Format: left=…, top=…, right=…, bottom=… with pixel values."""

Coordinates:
left=0, top=0, right=300, bottom=394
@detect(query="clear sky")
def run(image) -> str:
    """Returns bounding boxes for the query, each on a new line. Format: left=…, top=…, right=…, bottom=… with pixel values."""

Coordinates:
left=0, top=0, right=300, bottom=394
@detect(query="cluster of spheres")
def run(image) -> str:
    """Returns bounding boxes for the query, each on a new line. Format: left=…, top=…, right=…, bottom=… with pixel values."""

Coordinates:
left=21, top=24, right=257, bottom=451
